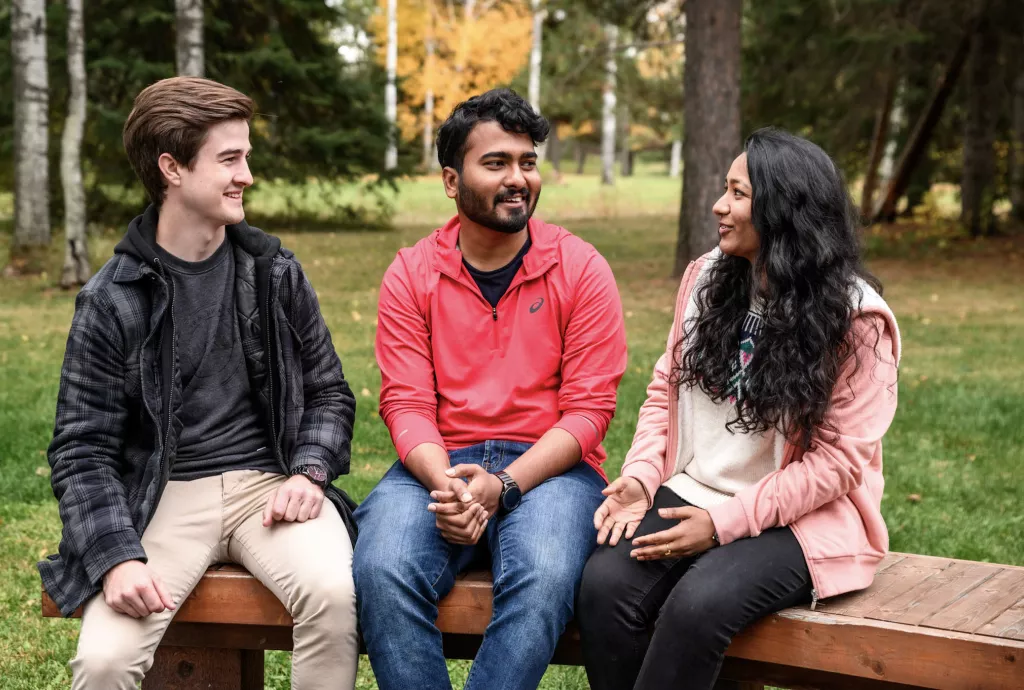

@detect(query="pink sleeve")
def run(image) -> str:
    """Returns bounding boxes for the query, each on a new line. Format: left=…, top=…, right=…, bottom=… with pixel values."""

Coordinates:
left=375, top=256, right=446, bottom=461
left=618, top=264, right=696, bottom=506
left=552, top=252, right=627, bottom=459
left=707, top=315, right=899, bottom=544
left=618, top=351, right=672, bottom=506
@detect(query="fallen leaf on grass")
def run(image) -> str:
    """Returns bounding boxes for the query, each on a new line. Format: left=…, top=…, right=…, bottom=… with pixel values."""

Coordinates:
left=906, top=493, right=922, bottom=503
left=35, top=466, right=51, bottom=477
left=351, top=311, right=362, bottom=322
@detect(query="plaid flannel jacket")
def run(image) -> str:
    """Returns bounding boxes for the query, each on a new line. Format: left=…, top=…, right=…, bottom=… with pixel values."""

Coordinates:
left=39, top=206, right=357, bottom=616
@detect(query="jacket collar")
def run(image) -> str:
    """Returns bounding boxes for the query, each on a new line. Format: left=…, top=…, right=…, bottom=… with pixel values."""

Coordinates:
left=432, top=214, right=560, bottom=280
left=112, top=204, right=281, bottom=284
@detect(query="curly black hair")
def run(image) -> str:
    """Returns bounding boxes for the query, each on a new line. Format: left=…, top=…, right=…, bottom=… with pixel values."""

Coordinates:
left=673, top=127, right=883, bottom=449
left=436, top=88, right=550, bottom=172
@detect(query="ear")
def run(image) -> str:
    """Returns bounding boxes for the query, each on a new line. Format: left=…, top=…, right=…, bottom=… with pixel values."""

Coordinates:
left=441, top=166, right=459, bottom=200
left=158, top=153, right=184, bottom=190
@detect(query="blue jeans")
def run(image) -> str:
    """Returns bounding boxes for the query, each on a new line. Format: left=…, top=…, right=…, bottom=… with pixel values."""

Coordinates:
left=353, top=440, right=606, bottom=690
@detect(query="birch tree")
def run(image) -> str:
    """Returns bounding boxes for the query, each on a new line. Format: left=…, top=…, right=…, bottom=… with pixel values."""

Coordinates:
left=600, top=24, right=618, bottom=186
left=175, top=0, right=204, bottom=76
left=7, top=0, right=50, bottom=275
left=385, top=0, right=398, bottom=170
left=61, top=0, right=91, bottom=288
left=528, top=0, right=546, bottom=161
left=422, top=1, right=436, bottom=170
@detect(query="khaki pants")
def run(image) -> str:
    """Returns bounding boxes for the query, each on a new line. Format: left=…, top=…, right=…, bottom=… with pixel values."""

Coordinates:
left=70, top=470, right=358, bottom=690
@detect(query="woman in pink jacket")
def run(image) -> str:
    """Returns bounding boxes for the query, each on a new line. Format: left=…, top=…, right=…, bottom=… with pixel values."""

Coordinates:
left=576, top=128, right=901, bottom=690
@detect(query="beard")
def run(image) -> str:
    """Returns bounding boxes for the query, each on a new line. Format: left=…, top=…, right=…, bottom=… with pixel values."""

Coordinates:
left=457, top=179, right=539, bottom=234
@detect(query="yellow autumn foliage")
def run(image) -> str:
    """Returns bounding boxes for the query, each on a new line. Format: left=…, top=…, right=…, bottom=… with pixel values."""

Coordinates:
left=372, top=0, right=534, bottom=142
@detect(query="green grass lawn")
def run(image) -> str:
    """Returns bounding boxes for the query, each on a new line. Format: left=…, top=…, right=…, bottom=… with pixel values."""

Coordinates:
left=1, top=180, right=1023, bottom=688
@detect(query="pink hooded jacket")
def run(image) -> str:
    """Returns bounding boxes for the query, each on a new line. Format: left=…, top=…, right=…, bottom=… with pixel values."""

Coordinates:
left=619, top=251, right=901, bottom=602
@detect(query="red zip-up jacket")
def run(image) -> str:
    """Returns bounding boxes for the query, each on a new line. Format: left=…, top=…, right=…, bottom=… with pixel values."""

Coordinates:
left=375, top=215, right=628, bottom=479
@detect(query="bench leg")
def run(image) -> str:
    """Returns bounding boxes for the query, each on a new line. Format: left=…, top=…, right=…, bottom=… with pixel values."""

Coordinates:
left=143, top=646, right=264, bottom=689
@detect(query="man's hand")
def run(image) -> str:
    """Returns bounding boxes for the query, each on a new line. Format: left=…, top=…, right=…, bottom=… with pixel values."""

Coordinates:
left=443, top=464, right=504, bottom=518
left=594, top=476, right=650, bottom=546
left=102, top=560, right=175, bottom=619
left=262, top=474, right=325, bottom=527
left=629, top=506, right=717, bottom=560
left=427, top=475, right=490, bottom=545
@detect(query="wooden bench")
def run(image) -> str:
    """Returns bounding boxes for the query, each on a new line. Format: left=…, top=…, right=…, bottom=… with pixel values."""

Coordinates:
left=42, top=552, right=1024, bottom=689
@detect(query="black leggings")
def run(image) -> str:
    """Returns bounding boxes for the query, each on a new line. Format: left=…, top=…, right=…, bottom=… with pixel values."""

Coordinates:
left=577, top=487, right=812, bottom=690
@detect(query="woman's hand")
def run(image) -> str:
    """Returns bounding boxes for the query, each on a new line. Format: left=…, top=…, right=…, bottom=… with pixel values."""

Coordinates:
left=594, top=476, right=650, bottom=546
left=630, top=506, right=717, bottom=560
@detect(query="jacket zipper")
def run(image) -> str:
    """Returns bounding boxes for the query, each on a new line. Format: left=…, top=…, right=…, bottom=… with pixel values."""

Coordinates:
left=492, top=305, right=498, bottom=321
left=810, top=589, right=819, bottom=610
left=153, top=258, right=176, bottom=489
left=265, top=260, right=279, bottom=459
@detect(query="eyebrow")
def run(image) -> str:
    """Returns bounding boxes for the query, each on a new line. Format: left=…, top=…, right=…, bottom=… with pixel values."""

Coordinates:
left=727, top=177, right=750, bottom=190
left=480, top=151, right=537, bottom=161
left=217, top=147, right=251, bottom=158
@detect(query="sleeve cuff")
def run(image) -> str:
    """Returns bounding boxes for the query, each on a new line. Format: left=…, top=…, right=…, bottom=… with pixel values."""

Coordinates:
left=553, top=414, right=602, bottom=460
left=81, top=529, right=147, bottom=586
left=705, top=497, right=751, bottom=546
left=619, top=462, right=663, bottom=509
left=391, top=414, right=446, bottom=461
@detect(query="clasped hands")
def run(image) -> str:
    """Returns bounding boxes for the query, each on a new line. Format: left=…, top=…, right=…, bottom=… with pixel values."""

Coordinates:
left=427, top=465, right=503, bottom=545
left=593, top=476, right=717, bottom=560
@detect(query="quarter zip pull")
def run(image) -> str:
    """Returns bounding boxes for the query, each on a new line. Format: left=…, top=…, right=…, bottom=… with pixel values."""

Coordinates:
left=810, top=589, right=819, bottom=611
left=492, top=306, right=498, bottom=321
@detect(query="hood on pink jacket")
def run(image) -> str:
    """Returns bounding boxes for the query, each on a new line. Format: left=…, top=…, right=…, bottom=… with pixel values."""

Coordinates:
left=620, top=251, right=900, bottom=602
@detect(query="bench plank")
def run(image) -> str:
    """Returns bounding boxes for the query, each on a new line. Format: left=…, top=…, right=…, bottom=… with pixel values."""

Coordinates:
left=878, top=561, right=1000, bottom=626
left=979, top=597, right=1024, bottom=641
left=817, top=555, right=949, bottom=618
left=922, top=568, right=1024, bottom=635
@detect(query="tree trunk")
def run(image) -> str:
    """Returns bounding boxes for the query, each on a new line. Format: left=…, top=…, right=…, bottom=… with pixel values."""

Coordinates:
left=1010, top=56, right=1024, bottom=220
left=875, top=80, right=904, bottom=215
left=861, top=72, right=898, bottom=219
left=61, top=0, right=90, bottom=288
left=618, top=104, right=632, bottom=177
left=601, top=24, right=618, bottom=186
left=422, top=5, right=436, bottom=172
left=529, top=0, right=545, bottom=161
left=575, top=142, right=587, bottom=174
left=8, top=0, right=50, bottom=276
left=675, top=0, right=741, bottom=275
left=384, top=0, right=398, bottom=170
left=175, top=0, right=204, bottom=76
left=548, top=122, right=562, bottom=176
left=960, top=7, right=998, bottom=237
left=669, top=139, right=682, bottom=178
left=873, top=19, right=975, bottom=224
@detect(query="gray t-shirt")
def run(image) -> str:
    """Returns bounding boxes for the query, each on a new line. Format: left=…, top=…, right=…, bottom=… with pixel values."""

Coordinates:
left=156, top=238, right=280, bottom=480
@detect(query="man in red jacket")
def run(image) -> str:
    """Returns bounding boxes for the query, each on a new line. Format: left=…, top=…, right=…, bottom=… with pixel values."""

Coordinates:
left=353, top=88, right=628, bottom=689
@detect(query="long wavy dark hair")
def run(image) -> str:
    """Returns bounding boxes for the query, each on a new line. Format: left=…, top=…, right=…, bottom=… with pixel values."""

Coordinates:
left=673, top=127, right=882, bottom=449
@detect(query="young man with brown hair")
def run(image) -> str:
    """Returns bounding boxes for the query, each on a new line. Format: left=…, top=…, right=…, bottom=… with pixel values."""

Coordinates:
left=39, top=77, right=359, bottom=689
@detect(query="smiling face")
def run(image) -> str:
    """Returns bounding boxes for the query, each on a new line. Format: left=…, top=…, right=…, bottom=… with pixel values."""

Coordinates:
left=443, top=120, right=542, bottom=234
left=713, top=152, right=760, bottom=263
left=161, top=119, right=253, bottom=227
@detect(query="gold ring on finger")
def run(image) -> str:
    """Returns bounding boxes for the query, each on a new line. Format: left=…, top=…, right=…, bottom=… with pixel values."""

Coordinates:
left=664, top=549, right=672, bottom=556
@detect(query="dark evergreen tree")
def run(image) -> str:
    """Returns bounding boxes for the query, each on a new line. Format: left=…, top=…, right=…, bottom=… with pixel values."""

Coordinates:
left=1, top=0, right=390, bottom=223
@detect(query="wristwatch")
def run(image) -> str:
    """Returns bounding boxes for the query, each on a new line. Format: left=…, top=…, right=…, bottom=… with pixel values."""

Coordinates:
left=292, top=464, right=329, bottom=489
left=494, top=470, right=522, bottom=516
